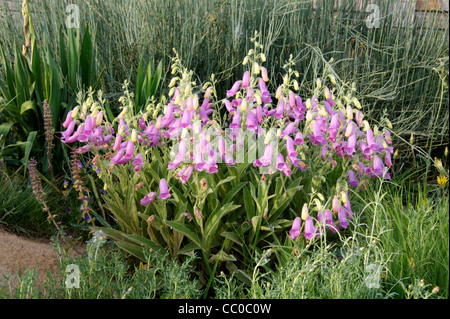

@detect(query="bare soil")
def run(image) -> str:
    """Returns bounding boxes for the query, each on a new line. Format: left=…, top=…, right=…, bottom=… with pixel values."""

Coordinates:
left=0, top=228, right=85, bottom=289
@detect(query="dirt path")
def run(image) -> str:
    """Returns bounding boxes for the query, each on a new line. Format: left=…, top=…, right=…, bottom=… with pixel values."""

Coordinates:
left=0, top=229, right=85, bottom=289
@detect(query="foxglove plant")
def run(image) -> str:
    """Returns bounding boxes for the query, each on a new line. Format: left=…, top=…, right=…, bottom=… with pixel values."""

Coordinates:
left=61, top=31, right=395, bottom=273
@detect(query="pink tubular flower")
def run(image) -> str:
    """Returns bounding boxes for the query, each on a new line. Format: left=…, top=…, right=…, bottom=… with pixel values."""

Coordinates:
left=304, top=216, right=318, bottom=241
left=224, top=100, right=236, bottom=113
left=168, top=139, right=187, bottom=169
left=261, top=67, right=269, bottom=82
left=338, top=207, right=349, bottom=229
left=132, top=153, right=144, bottom=173
left=275, top=100, right=285, bottom=119
left=242, top=71, right=250, bottom=89
left=348, top=169, right=360, bottom=187
left=318, top=209, right=338, bottom=233
left=373, top=155, right=385, bottom=176
left=140, top=192, right=156, bottom=206
left=280, top=121, right=298, bottom=139
left=230, top=112, right=241, bottom=129
left=61, top=121, right=76, bottom=140
left=385, top=151, right=392, bottom=167
left=276, top=153, right=291, bottom=176
left=246, top=110, right=259, bottom=132
left=254, top=143, right=273, bottom=167
left=289, top=217, right=301, bottom=240
left=227, top=81, right=242, bottom=97
left=332, top=196, right=340, bottom=213
left=180, top=166, right=194, bottom=184
left=62, top=111, right=73, bottom=128
left=294, top=132, right=304, bottom=145
left=159, top=179, right=170, bottom=199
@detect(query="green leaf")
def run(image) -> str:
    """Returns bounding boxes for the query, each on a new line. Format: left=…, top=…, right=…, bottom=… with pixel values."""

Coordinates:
left=149, top=60, right=162, bottom=97
left=20, top=131, right=37, bottom=165
left=135, top=56, right=145, bottom=110
left=67, top=28, right=80, bottom=92
left=59, top=26, right=68, bottom=79
left=30, top=38, right=43, bottom=105
left=243, top=187, right=255, bottom=220
left=220, top=231, right=243, bottom=247
left=214, top=175, right=236, bottom=190
left=20, top=100, right=37, bottom=115
left=204, top=202, right=240, bottom=250
left=164, top=220, right=202, bottom=249
left=208, top=250, right=236, bottom=263
left=80, top=24, right=93, bottom=88
left=0, top=42, right=15, bottom=101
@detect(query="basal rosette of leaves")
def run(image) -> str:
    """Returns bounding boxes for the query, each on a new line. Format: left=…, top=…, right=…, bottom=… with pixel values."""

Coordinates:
left=61, top=32, right=394, bottom=276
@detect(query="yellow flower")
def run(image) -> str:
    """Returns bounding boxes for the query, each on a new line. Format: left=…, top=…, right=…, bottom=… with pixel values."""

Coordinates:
left=437, top=174, right=448, bottom=188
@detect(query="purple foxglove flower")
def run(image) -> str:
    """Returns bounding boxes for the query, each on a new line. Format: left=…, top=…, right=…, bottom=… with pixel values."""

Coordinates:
left=344, top=133, right=357, bottom=155
left=61, top=121, right=76, bottom=140
left=224, top=100, right=236, bottom=113
left=373, top=155, right=385, bottom=176
left=261, top=92, right=272, bottom=103
left=159, top=179, right=170, bottom=199
left=359, top=140, right=372, bottom=159
left=133, top=153, right=144, bottom=173
left=76, top=145, right=91, bottom=154
left=338, top=207, right=349, bottom=229
left=280, top=121, right=298, bottom=139
left=289, top=91, right=296, bottom=108
left=355, top=109, right=362, bottom=126
left=227, top=81, right=242, bottom=97
left=304, top=216, right=318, bottom=241
left=110, top=148, right=126, bottom=165
left=343, top=194, right=354, bottom=219
left=242, top=71, right=250, bottom=89
left=366, top=129, right=376, bottom=149
left=285, top=136, right=297, bottom=158
left=140, top=192, right=156, bottom=206
left=259, top=78, right=269, bottom=95
left=180, top=166, right=194, bottom=184
left=62, top=111, right=73, bottom=128
left=275, top=100, right=285, bottom=119
left=261, top=67, right=269, bottom=82
left=180, top=110, right=192, bottom=128
left=348, top=169, right=360, bottom=187
left=246, top=110, right=259, bottom=132
left=385, top=151, right=392, bottom=167
left=310, top=120, right=326, bottom=145
left=124, top=140, right=135, bottom=161
left=319, top=209, right=338, bottom=233
left=201, top=97, right=212, bottom=110
left=289, top=217, right=301, bottom=240
left=84, top=116, right=93, bottom=136
left=294, top=132, right=304, bottom=145
left=332, top=196, right=340, bottom=213
left=329, top=112, right=340, bottom=128
left=230, top=112, right=241, bottom=129
left=324, top=101, right=335, bottom=116
left=139, top=117, right=147, bottom=130
left=254, top=143, right=273, bottom=167
left=255, top=104, right=264, bottom=123
left=385, top=130, right=392, bottom=145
